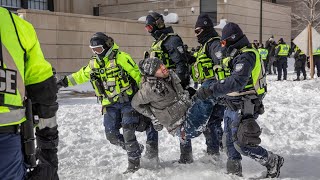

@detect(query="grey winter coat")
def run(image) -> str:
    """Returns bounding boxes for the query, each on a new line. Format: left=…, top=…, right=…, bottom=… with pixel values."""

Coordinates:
left=131, top=70, right=192, bottom=132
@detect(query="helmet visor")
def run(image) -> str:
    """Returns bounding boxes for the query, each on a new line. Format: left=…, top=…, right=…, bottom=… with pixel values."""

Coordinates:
left=90, top=45, right=105, bottom=54
left=145, top=24, right=154, bottom=33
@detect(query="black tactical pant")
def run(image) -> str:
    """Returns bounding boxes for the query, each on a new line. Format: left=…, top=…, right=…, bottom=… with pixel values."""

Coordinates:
left=295, top=55, right=307, bottom=79
left=276, top=57, right=287, bottom=80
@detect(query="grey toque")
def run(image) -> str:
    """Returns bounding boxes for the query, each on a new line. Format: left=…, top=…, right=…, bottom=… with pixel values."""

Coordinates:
left=138, top=57, right=163, bottom=76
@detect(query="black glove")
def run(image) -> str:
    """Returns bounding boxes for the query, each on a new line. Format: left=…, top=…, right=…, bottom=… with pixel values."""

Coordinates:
left=153, top=123, right=163, bottom=131
left=195, top=87, right=213, bottom=100
left=151, top=118, right=163, bottom=131
left=56, top=76, right=68, bottom=90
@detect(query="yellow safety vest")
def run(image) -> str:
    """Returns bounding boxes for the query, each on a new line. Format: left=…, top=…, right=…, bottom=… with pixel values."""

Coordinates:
left=0, top=7, right=53, bottom=126
left=67, top=43, right=141, bottom=107
left=150, top=33, right=176, bottom=69
left=191, top=37, right=220, bottom=83
left=313, top=47, right=320, bottom=56
left=294, top=46, right=305, bottom=55
left=258, top=48, right=268, bottom=60
left=276, top=44, right=290, bottom=56
left=215, top=47, right=266, bottom=96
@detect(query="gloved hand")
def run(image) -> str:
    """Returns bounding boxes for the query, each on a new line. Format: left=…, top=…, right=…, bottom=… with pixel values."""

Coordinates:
left=195, top=87, right=213, bottom=100
left=56, top=76, right=68, bottom=90
left=153, top=123, right=163, bottom=131
left=151, top=117, right=163, bottom=131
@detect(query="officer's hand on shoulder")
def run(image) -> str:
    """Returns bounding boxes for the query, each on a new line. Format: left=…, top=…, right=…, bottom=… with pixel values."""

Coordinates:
left=194, top=87, right=213, bottom=101
left=56, top=76, right=69, bottom=91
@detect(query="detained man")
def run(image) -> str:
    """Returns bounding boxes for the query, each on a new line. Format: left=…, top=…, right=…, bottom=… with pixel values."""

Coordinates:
left=131, top=57, right=217, bottom=142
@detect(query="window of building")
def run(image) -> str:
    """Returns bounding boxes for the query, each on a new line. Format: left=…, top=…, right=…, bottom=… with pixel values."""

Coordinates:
left=28, top=0, right=48, bottom=10
left=1, top=0, right=22, bottom=9
left=1, top=0, right=53, bottom=11
left=200, top=0, right=217, bottom=25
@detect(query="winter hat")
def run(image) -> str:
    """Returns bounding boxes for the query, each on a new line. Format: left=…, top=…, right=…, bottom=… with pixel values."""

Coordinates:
left=195, top=14, right=213, bottom=29
left=138, top=57, right=163, bottom=76
left=221, top=22, right=244, bottom=42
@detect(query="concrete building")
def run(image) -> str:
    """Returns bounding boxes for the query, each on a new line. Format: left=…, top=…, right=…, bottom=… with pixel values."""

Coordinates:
left=1, top=0, right=291, bottom=74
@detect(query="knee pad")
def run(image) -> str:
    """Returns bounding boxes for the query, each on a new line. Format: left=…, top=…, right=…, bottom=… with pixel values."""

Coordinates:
left=237, top=118, right=261, bottom=146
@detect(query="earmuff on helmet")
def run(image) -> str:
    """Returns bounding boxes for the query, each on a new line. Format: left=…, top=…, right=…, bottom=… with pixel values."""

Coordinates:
left=145, top=12, right=165, bottom=33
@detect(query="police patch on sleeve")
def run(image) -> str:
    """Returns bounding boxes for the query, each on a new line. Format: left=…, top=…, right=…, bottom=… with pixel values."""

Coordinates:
left=235, top=63, right=244, bottom=72
left=177, top=46, right=184, bottom=54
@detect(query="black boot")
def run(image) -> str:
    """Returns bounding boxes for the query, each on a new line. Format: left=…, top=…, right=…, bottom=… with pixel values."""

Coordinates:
left=124, top=158, right=140, bottom=174
left=303, top=76, right=307, bottom=80
left=293, top=77, right=300, bottom=81
left=178, top=143, right=193, bottom=164
left=227, top=159, right=242, bottom=177
left=265, top=152, right=284, bottom=178
left=144, top=141, right=159, bottom=160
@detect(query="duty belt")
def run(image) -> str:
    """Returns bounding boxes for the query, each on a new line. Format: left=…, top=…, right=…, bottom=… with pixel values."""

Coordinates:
left=0, top=125, right=20, bottom=134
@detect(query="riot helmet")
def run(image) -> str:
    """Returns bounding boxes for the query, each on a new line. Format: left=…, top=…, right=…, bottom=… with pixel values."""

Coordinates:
left=89, top=32, right=114, bottom=59
left=145, top=12, right=165, bottom=33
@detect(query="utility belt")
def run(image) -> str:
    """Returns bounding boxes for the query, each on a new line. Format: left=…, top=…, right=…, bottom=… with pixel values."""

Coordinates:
left=0, top=124, right=20, bottom=134
left=223, top=94, right=264, bottom=116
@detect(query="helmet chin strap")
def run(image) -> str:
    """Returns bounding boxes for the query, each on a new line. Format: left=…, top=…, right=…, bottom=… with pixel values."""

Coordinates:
left=97, top=45, right=113, bottom=62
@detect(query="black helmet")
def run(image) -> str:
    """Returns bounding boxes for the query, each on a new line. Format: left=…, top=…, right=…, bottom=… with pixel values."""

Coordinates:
left=145, top=12, right=165, bottom=33
left=89, top=32, right=114, bottom=57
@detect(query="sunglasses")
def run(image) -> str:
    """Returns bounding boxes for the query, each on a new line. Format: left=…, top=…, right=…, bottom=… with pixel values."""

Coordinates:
left=145, top=24, right=154, bottom=33
left=89, top=45, right=105, bottom=54
left=194, top=28, right=203, bottom=36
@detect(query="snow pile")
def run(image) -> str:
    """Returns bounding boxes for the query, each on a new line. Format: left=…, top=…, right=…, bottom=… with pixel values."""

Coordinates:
left=57, top=73, right=320, bottom=180
left=138, top=12, right=179, bottom=24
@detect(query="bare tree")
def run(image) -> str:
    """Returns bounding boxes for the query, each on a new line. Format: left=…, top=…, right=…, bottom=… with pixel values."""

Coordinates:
left=289, top=0, right=320, bottom=35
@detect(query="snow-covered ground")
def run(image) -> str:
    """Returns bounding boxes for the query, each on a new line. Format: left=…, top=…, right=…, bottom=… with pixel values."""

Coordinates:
left=57, top=72, right=320, bottom=180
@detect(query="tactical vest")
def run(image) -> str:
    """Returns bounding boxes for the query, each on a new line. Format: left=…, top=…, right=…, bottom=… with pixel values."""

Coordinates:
left=88, top=51, right=133, bottom=106
left=258, top=48, right=268, bottom=60
left=294, top=46, right=305, bottom=55
left=150, top=33, right=176, bottom=69
left=214, top=47, right=267, bottom=96
left=276, top=44, right=290, bottom=56
left=191, top=37, right=219, bottom=83
left=0, top=11, right=27, bottom=127
left=313, top=47, right=320, bottom=56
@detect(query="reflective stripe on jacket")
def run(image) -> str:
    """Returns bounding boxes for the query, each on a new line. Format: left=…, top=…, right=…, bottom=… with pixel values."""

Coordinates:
left=67, top=43, right=141, bottom=106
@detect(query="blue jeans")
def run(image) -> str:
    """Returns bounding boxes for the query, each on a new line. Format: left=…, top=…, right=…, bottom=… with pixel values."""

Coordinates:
left=103, top=101, right=142, bottom=159
left=0, top=133, right=25, bottom=180
left=183, top=79, right=217, bottom=140
left=146, top=120, right=192, bottom=153
left=224, top=109, right=269, bottom=163
left=203, top=104, right=224, bottom=153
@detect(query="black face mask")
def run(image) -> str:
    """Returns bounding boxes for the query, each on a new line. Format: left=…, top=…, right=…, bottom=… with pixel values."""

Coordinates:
left=197, top=28, right=219, bottom=44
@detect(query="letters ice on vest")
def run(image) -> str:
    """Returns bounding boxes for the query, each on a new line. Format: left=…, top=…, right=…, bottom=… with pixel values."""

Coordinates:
left=0, top=68, right=17, bottom=94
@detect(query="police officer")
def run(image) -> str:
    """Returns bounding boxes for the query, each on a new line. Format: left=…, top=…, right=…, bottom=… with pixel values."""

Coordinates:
left=293, top=45, right=307, bottom=81
left=144, top=12, right=193, bottom=163
left=0, top=7, right=59, bottom=180
left=258, top=44, right=269, bottom=72
left=313, top=47, right=320, bottom=77
left=57, top=32, right=144, bottom=173
left=195, top=22, right=284, bottom=178
left=275, top=38, right=290, bottom=81
left=193, top=14, right=224, bottom=156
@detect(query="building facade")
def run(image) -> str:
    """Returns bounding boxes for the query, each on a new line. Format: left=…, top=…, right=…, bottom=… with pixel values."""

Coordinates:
left=1, top=0, right=292, bottom=74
